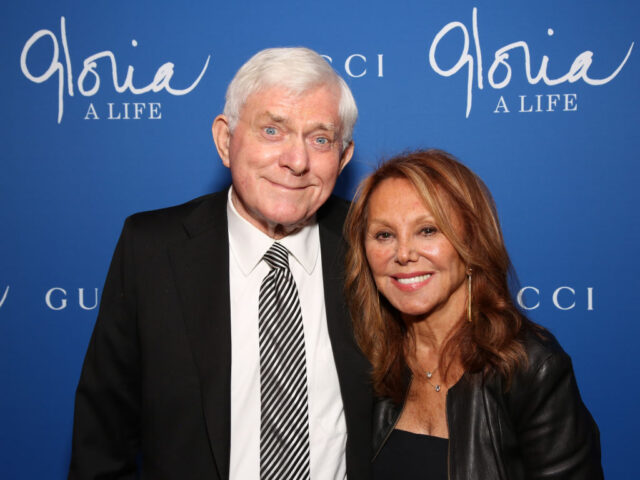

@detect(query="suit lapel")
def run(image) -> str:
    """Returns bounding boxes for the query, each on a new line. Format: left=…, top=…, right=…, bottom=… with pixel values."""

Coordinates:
left=169, top=192, right=231, bottom=480
left=318, top=197, right=373, bottom=479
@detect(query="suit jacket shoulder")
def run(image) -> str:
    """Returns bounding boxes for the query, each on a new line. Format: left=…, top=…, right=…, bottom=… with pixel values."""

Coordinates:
left=317, top=194, right=350, bottom=230
left=124, top=191, right=228, bottom=243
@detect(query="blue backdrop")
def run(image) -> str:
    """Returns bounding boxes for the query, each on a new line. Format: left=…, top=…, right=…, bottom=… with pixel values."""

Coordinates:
left=1, top=1, right=638, bottom=477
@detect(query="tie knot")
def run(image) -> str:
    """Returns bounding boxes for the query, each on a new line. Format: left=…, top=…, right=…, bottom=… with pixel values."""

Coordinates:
left=263, top=242, right=290, bottom=271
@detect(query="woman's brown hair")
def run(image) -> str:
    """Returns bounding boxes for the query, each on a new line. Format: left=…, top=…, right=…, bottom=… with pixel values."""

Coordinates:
left=344, top=149, right=534, bottom=402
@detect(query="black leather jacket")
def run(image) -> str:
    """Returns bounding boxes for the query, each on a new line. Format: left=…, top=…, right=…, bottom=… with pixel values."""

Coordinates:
left=373, top=331, right=603, bottom=479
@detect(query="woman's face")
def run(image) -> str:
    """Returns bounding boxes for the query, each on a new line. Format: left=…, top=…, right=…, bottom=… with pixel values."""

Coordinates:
left=364, top=177, right=467, bottom=321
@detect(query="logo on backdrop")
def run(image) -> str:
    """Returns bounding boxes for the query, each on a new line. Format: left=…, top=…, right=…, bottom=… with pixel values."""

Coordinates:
left=322, top=54, right=385, bottom=79
left=20, top=17, right=211, bottom=123
left=44, top=287, right=99, bottom=311
left=516, top=286, right=594, bottom=311
left=0, top=286, right=9, bottom=309
left=0, top=284, right=594, bottom=312
left=428, top=7, right=634, bottom=117
left=0, top=286, right=99, bottom=311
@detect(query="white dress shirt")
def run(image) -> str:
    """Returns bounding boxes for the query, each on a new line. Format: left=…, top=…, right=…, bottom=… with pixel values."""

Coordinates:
left=227, top=188, right=347, bottom=479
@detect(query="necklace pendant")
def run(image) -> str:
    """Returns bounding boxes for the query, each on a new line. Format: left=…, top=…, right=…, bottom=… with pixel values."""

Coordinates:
left=426, top=371, right=433, bottom=379
left=435, top=385, right=441, bottom=392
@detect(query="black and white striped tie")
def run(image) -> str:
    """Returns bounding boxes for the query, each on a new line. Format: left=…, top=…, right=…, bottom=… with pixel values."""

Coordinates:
left=258, top=242, right=311, bottom=480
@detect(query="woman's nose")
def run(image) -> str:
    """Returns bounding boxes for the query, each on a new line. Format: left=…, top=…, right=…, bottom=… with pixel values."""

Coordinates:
left=395, top=237, right=418, bottom=264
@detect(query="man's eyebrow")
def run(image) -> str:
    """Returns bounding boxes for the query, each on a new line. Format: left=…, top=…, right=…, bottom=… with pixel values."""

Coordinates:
left=252, top=111, right=287, bottom=125
left=263, top=111, right=286, bottom=123
left=258, top=112, right=339, bottom=134
left=311, top=122, right=338, bottom=132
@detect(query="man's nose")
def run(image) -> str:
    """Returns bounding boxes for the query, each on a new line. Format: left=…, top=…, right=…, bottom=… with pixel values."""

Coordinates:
left=280, top=136, right=310, bottom=176
left=395, top=237, right=418, bottom=264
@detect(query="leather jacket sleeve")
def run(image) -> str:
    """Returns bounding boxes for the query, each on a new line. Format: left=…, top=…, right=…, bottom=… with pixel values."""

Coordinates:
left=506, top=341, right=603, bottom=479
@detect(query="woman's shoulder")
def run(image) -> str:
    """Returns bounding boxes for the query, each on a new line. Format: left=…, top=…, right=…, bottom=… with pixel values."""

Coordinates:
left=519, top=325, right=568, bottom=369
left=508, top=325, right=576, bottom=399
left=505, top=326, right=604, bottom=478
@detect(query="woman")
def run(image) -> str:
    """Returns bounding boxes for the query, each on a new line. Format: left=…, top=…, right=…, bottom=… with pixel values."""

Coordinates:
left=344, top=150, right=603, bottom=479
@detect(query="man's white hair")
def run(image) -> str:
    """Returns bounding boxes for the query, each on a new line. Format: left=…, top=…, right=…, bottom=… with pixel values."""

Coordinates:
left=223, top=47, right=358, bottom=150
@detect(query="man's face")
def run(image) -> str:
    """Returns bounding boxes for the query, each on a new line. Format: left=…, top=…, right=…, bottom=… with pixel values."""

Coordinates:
left=213, top=84, right=353, bottom=238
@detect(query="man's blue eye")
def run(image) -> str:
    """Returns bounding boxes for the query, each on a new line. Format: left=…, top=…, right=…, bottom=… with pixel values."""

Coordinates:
left=316, top=137, right=328, bottom=144
left=264, top=127, right=277, bottom=135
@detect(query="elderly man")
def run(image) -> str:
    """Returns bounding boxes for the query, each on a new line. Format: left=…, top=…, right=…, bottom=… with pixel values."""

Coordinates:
left=68, top=47, right=372, bottom=480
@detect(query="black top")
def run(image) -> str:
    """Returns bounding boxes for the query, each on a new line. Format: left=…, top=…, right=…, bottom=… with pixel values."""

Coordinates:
left=374, top=429, right=448, bottom=480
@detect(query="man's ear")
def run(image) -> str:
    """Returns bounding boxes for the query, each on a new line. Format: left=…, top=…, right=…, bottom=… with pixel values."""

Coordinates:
left=212, top=114, right=231, bottom=168
left=338, top=141, right=355, bottom=173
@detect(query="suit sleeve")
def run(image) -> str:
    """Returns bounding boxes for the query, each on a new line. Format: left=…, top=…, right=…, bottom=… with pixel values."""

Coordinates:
left=68, top=219, right=141, bottom=479
left=513, top=349, right=604, bottom=479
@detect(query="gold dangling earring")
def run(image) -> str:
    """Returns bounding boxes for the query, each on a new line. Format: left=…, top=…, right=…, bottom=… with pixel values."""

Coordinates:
left=466, top=267, right=473, bottom=322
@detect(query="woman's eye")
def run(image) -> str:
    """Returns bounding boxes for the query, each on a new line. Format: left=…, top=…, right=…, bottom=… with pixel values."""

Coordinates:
left=264, top=127, right=277, bottom=135
left=421, top=226, right=438, bottom=236
left=374, top=231, right=393, bottom=240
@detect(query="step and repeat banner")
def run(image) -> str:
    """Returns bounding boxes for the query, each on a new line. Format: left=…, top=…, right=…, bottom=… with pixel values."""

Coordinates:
left=1, top=1, right=638, bottom=478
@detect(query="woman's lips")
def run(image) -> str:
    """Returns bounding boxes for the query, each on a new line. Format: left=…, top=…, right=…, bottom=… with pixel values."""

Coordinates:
left=391, top=273, right=433, bottom=291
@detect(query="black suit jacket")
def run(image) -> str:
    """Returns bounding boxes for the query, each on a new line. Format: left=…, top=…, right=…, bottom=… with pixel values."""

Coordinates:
left=69, top=191, right=372, bottom=480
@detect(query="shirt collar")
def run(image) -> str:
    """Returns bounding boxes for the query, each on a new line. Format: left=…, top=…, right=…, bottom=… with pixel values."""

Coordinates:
left=227, top=187, right=320, bottom=276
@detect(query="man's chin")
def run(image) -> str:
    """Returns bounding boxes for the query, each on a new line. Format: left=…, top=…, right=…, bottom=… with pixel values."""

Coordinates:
left=260, top=208, right=316, bottom=238
left=273, top=213, right=312, bottom=229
